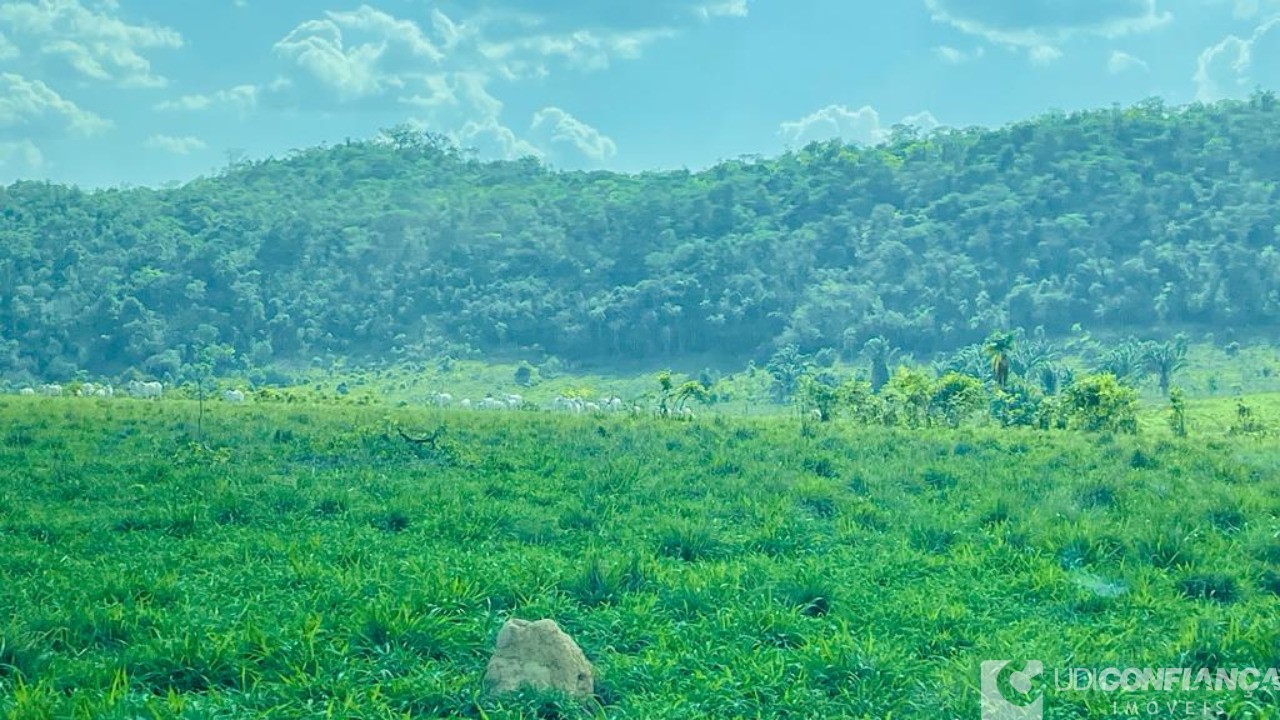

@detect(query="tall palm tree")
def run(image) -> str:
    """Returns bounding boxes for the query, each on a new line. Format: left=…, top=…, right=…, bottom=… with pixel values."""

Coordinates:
left=984, top=331, right=1016, bottom=388
left=1144, top=335, right=1188, bottom=396
left=863, top=336, right=898, bottom=392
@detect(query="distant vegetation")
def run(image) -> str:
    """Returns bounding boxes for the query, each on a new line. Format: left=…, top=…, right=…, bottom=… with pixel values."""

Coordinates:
left=4, top=94, right=1280, bottom=383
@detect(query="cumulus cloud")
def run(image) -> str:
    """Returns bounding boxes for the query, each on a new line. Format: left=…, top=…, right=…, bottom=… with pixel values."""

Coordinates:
left=695, top=0, right=750, bottom=20
left=453, top=116, right=542, bottom=160
left=479, top=27, right=676, bottom=78
left=1194, top=16, right=1280, bottom=101
left=0, top=0, right=182, bottom=87
left=0, top=139, right=44, bottom=170
left=0, top=30, right=18, bottom=60
left=1029, top=44, right=1063, bottom=64
left=924, top=0, right=1170, bottom=62
left=530, top=106, right=617, bottom=163
left=779, top=105, right=940, bottom=147
left=1108, top=50, right=1149, bottom=74
left=274, top=5, right=443, bottom=101
left=145, top=134, right=207, bottom=155
left=0, top=72, right=110, bottom=136
left=155, top=84, right=259, bottom=113
left=448, top=1, right=748, bottom=31
left=933, top=44, right=984, bottom=63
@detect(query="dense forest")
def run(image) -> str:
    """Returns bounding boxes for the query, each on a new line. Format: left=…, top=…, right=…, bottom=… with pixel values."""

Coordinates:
left=3, top=94, right=1280, bottom=381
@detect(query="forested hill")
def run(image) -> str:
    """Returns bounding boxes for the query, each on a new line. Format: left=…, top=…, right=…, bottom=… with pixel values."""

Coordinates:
left=4, top=95, right=1280, bottom=381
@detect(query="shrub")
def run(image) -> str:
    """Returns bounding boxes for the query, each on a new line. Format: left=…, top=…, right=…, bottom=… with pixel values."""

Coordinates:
left=1062, top=373, right=1138, bottom=434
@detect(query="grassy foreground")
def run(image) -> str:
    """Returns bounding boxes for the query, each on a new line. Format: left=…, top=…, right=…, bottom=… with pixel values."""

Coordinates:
left=0, top=398, right=1277, bottom=719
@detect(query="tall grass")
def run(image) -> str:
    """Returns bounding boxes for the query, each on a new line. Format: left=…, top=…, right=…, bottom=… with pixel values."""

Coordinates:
left=0, top=396, right=1276, bottom=717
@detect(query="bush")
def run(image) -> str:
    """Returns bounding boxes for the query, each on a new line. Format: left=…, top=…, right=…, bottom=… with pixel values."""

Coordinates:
left=1062, top=373, right=1138, bottom=433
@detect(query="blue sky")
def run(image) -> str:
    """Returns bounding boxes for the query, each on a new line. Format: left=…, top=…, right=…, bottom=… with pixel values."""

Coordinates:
left=1, top=0, right=1278, bottom=188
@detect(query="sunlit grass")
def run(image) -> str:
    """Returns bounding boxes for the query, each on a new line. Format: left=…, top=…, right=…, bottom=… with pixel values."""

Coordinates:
left=0, top=397, right=1276, bottom=718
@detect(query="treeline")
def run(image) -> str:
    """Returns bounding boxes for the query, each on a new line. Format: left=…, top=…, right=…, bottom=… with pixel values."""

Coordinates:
left=4, top=94, right=1280, bottom=381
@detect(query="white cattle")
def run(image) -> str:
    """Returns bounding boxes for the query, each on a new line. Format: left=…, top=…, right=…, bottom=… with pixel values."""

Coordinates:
left=38, top=384, right=62, bottom=397
left=95, top=384, right=113, bottom=398
left=432, top=392, right=453, bottom=407
left=554, top=396, right=586, bottom=413
left=477, top=396, right=506, bottom=410
left=459, top=398, right=472, bottom=409
left=504, top=393, right=523, bottom=409
left=18, top=388, right=34, bottom=396
left=223, top=389, right=246, bottom=404
left=601, top=396, right=624, bottom=412
left=585, top=402, right=601, bottom=414
left=127, top=380, right=162, bottom=399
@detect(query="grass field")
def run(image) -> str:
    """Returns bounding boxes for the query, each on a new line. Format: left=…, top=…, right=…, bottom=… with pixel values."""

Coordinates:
left=0, top=397, right=1278, bottom=718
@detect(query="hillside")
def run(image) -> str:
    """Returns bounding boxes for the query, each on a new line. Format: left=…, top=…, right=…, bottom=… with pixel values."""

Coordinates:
left=0, top=398, right=1276, bottom=717
left=3, top=94, right=1280, bottom=381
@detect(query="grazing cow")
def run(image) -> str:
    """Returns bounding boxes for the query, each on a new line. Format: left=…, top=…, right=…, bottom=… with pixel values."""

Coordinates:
left=459, top=398, right=472, bottom=409
left=127, top=380, right=163, bottom=399
left=477, top=396, right=506, bottom=410
left=553, top=396, right=585, bottom=413
left=18, top=388, right=34, bottom=396
left=80, top=382, right=97, bottom=397
left=223, top=389, right=246, bottom=404
left=504, top=393, right=523, bottom=409
left=95, top=384, right=113, bottom=398
left=601, top=397, right=624, bottom=412
left=38, top=384, right=62, bottom=397
left=433, top=392, right=453, bottom=407
left=585, top=402, right=601, bottom=414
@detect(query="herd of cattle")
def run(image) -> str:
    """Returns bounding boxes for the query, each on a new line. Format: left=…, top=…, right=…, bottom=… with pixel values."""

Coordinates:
left=429, top=392, right=694, bottom=417
left=17, top=381, right=246, bottom=404
left=14, top=384, right=693, bottom=417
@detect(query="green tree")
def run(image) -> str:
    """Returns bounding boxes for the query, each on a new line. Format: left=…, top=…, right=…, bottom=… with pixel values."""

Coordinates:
left=863, top=336, right=897, bottom=392
left=1062, top=373, right=1139, bottom=434
left=929, top=372, right=987, bottom=428
left=1144, top=336, right=1188, bottom=396
left=983, top=331, right=1015, bottom=388
left=797, top=374, right=839, bottom=422
left=766, top=344, right=810, bottom=402
left=882, top=367, right=933, bottom=428
left=836, top=378, right=880, bottom=424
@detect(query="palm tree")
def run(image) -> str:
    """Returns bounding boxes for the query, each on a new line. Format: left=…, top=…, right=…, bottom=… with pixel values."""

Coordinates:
left=1144, top=336, right=1188, bottom=396
left=863, top=336, right=898, bottom=392
left=984, top=331, right=1016, bottom=388
left=1095, top=337, right=1145, bottom=384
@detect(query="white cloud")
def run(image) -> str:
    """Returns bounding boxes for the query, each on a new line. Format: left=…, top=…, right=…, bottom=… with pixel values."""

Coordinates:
left=900, top=111, right=941, bottom=133
left=924, top=0, right=1170, bottom=63
left=0, top=0, right=182, bottom=87
left=479, top=27, right=675, bottom=78
left=1108, top=50, right=1149, bottom=74
left=779, top=105, right=940, bottom=147
left=274, top=5, right=443, bottom=101
left=694, top=0, right=750, bottom=20
left=1029, top=44, right=1063, bottom=64
left=453, top=116, right=543, bottom=160
left=145, top=134, right=207, bottom=155
left=530, top=106, right=617, bottom=162
left=0, top=140, right=44, bottom=170
left=0, top=72, right=110, bottom=136
left=155, top=85, right=259, bottom=113
left=0, top=30, right=18, bottom=60
left=933, top=44, right=985, bottom=63
left=780, top=105, right=886, bottom=146
left=1194, top=16, right=1280, bottom=101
